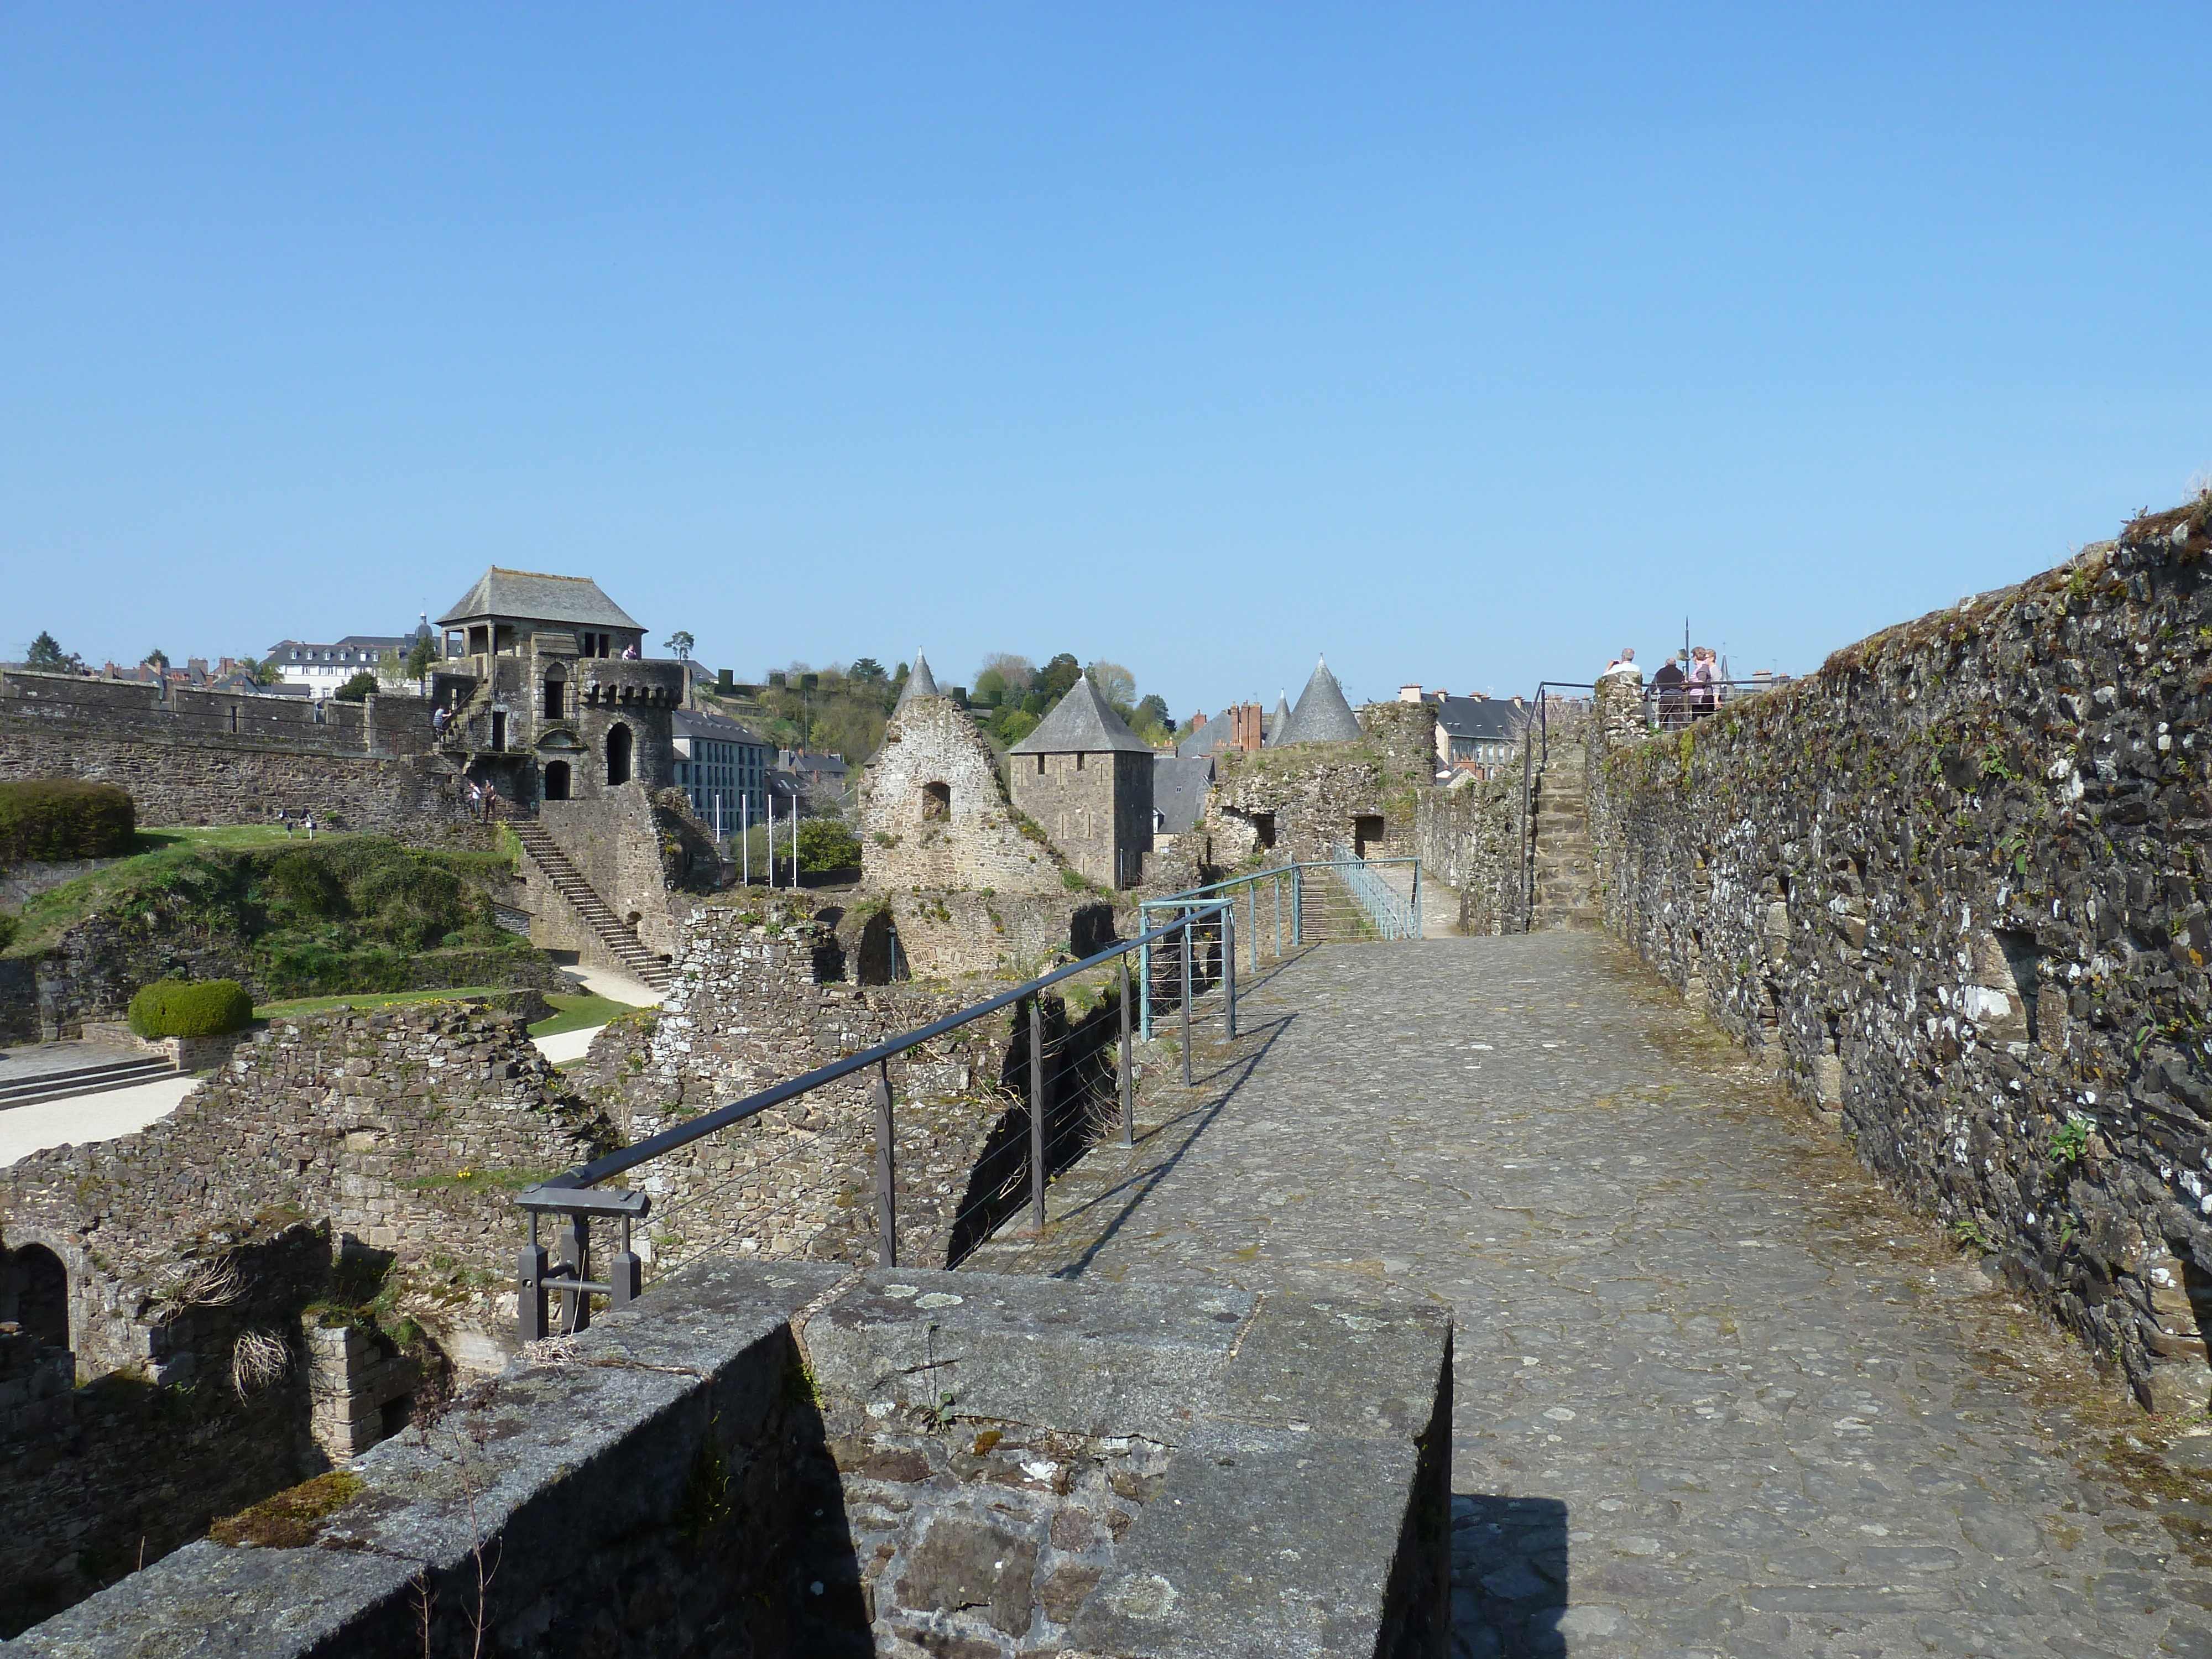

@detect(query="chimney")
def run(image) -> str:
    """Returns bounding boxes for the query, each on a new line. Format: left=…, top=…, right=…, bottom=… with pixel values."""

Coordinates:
left=1398, top=684, right=1422, bottom=703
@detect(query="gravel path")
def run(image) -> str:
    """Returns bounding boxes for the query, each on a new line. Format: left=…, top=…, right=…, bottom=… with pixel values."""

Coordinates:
left=969, top=933, right=2212, bottom=1657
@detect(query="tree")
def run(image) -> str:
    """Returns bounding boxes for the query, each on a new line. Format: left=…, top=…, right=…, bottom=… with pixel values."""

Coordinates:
left=1138, top=693, right=1171, bottom=728
left=1086, top=660, right=1136, bottom=708
left=245, top=658, right=285, bottom=686
left=994, top=708, right=1039, bottom=747
left=24, top=632, right=82, bottom=674
left=1039, top=654, right=1081, bottom=700
left=847, top=656, right=888, bottom=684
left=796, top=816, right=863, bottom=874
left=143, top=648, right=169, bottom=672
left=980, top=653, right=1034, bottom=696
left=403, top=636, right=440, bottom=681
left=335, top=671, right=380, bottom=701
left=664, top=631, right=695, bottom=660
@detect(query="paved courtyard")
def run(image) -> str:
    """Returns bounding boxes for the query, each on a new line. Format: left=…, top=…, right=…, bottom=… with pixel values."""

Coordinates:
left=971, top=933, right=2212, bottom=1658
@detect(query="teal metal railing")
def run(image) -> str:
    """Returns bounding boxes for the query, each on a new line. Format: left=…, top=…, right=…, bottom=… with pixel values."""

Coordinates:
left=1135, top=855, right=1421, bottom=1039
left=1327, top=844, right=1422, bottom=942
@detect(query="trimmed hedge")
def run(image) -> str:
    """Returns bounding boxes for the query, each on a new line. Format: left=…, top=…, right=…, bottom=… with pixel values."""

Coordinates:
left=128, top=978, right=254, bottom=1040
left=0, top=779, right=135, bottom=862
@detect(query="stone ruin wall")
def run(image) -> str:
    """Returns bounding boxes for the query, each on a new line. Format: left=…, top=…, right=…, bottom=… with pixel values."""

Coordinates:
left=860, top=696, right=1067, bottom=897
left=1585, top=494, right=2212, bottom=1411
left=563, top=901, right=1121, bottom=1274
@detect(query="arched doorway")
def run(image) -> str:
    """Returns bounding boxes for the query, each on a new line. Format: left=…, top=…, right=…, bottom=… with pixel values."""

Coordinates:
left=606, top=723, right=632, bottom=786
left=544, top=760, right=571, bottom=801
left=6, top=1243, right=70, bottom=1350
left=921, top=781, right=951, bottom=821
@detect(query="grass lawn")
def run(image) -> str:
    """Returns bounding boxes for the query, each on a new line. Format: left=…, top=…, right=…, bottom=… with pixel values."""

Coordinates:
left=530, top=992, right=628, bottom=1037
left=254, top=987, right=502, bottom=1020
left=251, top=986, right=627, bottom=1039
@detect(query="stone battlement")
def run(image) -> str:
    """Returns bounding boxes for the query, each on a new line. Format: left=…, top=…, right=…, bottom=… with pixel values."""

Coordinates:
left=11, top=1259, right=1452, bottom=1658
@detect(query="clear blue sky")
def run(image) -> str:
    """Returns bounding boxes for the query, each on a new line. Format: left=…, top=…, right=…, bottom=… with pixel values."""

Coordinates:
left=5, top=6, right=2208, bottom=714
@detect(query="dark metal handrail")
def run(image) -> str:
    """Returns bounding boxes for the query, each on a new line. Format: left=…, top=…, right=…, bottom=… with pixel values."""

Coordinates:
left=1636, top=673, right=1788, bottom=729
left=512, top=899, right=1232, bottom=1342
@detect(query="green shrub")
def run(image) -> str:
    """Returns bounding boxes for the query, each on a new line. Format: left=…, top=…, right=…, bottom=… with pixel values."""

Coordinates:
left=797, top=817, right=863, bottom=873
left=0, top=911, right=18, bottom=952
left=334, top=672, right=379, bottom=702
left=0, top=779, right=136, bottom=862
left=128, top=978, right=254, bottom=1039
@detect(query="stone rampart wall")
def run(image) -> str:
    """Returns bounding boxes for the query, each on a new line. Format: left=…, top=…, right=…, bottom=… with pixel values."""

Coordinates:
left=1413, top=775, right=1525, bottom=935
left=1585, top=495, right=2212, bottom=1410
left=0, top=718, right=469, bottom=837
left=13, top=1259, right=1452, bottom=1659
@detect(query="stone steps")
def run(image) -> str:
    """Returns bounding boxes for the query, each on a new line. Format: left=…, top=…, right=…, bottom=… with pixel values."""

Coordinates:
left=504, top=817, right=670, bottom=990
left=0, top=1054, right=176, bottom=1112
left=1527, top=745, right=1599, bottom=931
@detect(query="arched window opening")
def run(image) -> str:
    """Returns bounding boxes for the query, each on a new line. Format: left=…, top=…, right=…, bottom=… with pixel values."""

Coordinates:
left=606, top=723, right=633, bottom=786
left=544, top=674, right=566, bottom=719
left=921, top=781, right=950, bottom=821
left=544, top=760, right=571, bottom=801
left=7, top=1244, right=70, bottom=1350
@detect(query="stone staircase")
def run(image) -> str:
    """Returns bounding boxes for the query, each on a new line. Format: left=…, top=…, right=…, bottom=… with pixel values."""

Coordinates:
left=1528, top=743, right=1601, bottom=930
left=504, top=816, right=670, bottom=990
left=0, top=1052, right=175, bottom=1112
left=1294, top=864, right=1379, bottom=943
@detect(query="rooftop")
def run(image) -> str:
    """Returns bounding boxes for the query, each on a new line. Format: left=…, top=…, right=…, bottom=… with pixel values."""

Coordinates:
left=1007, top=675, right=1154, bottom=755
left=437, top=568, right=643, bottom=632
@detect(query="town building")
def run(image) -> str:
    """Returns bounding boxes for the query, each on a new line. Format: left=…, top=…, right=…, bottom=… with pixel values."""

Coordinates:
left=265, top=617, right=442, bottom=699
left=672, top=707, right=769, bottom=832
left=1006, top=676, right=1155, bottom=889
left=1398, top=686, right=1527, bottom=778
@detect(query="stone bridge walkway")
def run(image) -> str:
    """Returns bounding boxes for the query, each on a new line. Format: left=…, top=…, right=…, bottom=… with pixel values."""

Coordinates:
left=969, top=935, right=2212, bottom=1658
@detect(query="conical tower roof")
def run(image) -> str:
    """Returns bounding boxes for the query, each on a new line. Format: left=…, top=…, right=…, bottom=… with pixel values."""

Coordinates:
left=1275, top=656, right=1362, bottom=745
left=893, top=650, right=940, bottom=713
left=1264, top=691, right=1292, bottom=747
left=1006, top=674, right=1153, bottom=754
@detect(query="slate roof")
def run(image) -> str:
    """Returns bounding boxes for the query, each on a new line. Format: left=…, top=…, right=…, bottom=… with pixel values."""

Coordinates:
left=1274, top=656, right=1363, bottom=745
left=437, top=568, right=643, bottom=631
left=893, top=650, right=939, bottom=712
left=1176, top=709, right=1232, bottom=759
left=1436, top=695, right=1521, bottom=743
left=1152, top=755, right=1213, bottom=834
left=1263, top=692, right=1292, bottom=748
left=1006, top=675, right=1154, bottom=754
left=673, top=707, right=767, bottom=748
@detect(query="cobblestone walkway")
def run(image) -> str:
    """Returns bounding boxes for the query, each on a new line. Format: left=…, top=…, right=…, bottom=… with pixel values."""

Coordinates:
left=969, top=933, right=2212, bottom=1658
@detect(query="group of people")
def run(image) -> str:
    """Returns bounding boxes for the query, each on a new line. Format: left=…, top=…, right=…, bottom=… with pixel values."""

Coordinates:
left=1600, top=645, right=1725, bottom=728
left=465, top=780, right=500, bottom=822
left=272, top=807, right=317, bottom=839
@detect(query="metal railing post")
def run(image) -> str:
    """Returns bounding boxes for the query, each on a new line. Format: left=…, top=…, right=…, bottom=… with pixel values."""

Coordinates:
left=1248, top=881, right=1258, bottom=972
left=875, top=1058, right=897, bottom=1267
left=1028, top=996, right=1047, bottom=1233
left=1293, top=867, right=1303, bottom=946
left=518, top=1213, right=549, bottom=1343
left=1275, top=873, right=1283, bottom=957
left=1224, top=905, right=1237, bottom=1040
left=1140, top=912, right=1153, bottom=1041
left=1180, top=912, right=1194, bottom=1086
left=611, top=1213, right=641, bottom=1308
left=1117, top=956, right=1135, bottom=1149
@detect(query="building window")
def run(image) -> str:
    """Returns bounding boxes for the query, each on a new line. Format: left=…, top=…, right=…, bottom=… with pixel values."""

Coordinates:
left=544, top=674, right=565, bottom=718
left=922, top=781, right=950, bottom=821
left=607, top=722, right=633, bottom=786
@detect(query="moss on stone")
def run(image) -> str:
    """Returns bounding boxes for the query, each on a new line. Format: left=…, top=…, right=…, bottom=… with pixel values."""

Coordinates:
left=208, top=1470, right=364, bottom=1548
